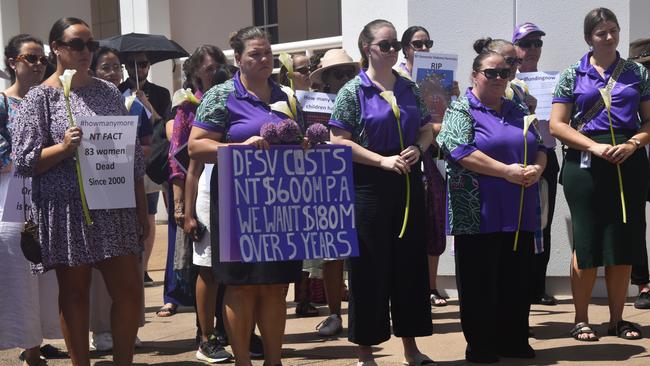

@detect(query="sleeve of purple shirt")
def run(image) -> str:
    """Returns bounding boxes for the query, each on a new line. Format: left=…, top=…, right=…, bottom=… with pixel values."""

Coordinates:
left=194, top=84, right=229, bottom=134
left=328, top=84, right=359, bottom=134
left=552, top=67, right=576, bottom=104
left=437, top=99, right=477, bottom=162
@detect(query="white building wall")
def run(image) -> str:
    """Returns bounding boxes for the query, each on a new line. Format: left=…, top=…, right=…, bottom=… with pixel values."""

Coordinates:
left=342, top=0, right=650, bottom=297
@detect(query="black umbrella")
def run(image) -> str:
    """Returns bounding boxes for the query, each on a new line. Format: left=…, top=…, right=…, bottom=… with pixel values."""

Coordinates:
left=99, top=32, right=189, bottom=64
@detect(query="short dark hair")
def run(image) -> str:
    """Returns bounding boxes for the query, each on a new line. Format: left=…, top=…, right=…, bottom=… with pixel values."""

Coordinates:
left=4, top=34, right=44, bottom=83
left=584, top=7, right=619, bottom=41
left=90, top=46, right=119, bottom=73
left=229, top=26, right=269, bottom=55
left=183, top=45, right=227, bottom=91
left=400, top=26, right=430, bottom=57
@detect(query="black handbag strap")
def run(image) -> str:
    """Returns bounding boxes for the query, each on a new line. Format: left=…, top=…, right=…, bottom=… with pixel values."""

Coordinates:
left=574, top=58, right=626, bottom=131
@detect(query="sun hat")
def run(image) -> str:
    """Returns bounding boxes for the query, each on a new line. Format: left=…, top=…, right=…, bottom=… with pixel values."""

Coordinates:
left=309, top=49, right=359, bottom=85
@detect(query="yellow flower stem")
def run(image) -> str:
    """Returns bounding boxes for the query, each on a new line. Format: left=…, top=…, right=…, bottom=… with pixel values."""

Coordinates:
left=513, top=141, right=527, bottom=251
left=607, top=107, right=627, bottom=223
left=65, top=96, right=93, bottom=226
left=395, top=115, right=410, bottom=239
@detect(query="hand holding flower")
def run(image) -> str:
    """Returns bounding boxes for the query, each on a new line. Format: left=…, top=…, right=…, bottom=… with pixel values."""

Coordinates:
left=522, top=164, right=543, bottom=187
left=502, top=163, right=525, bottom=186
left=588, top=142, right=614, bottom=159
left=380, top=155, right=410, bottom=175
left=603, top=142, right=636, bottom=164
left=399, top=145, right=420, bottom=166
left=63, top=126, right=83, bottom=154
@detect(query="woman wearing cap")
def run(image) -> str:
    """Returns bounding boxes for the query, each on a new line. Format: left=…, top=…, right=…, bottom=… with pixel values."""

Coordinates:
left=437, top=45, right=545, bottom=363
left=330, top=19, right=434, bottom=366
left=308, top=48, right=359, bottom=337
left=512, top=23, right=559, bottom=307
left=551, top=7, right=650, bottom=341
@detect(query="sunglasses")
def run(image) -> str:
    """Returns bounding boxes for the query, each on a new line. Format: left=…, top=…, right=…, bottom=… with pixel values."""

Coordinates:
left=479, top=68, right=511, bottom=79
left=504, top=56, right=523, bottom=66
left=327, top=67, right=357, bottom=80
left=15, top=53, right=48, bottom=65
left=293, top=66, right=310, bottom=75
left=516, top=39, right=543, bottom=49
left=58, top=38, right=100, bottom=52
left=411, top=40, right=434, bottom=49
left=371, top=39, right=402, bottom=53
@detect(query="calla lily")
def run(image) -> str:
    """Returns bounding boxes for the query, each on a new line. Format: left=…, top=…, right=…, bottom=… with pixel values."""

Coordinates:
left=124, top=95, right=137, bottom=112
left=505, top=82, right=514, bottom=101
left=171, top=88, right=201, bottom=108
left=59, top=68, right=91, bottom=225
left=272, top=85, right=298, bottom=119
left=59, top=69, right=76, bottom=98
left=600, top=87, right=627, bottom=223
left=278, top=52, right=294, bottom=90
left=269, top=100, right=294, bottom=119
left=514, top=114, right=537, bottom=250
left=380, top=91, right=410, bottom=239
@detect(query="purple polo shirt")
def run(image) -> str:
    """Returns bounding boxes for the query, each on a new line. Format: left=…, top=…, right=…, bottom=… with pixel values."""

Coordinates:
left=194, top=71, right=298, bottom=142
left=329, top=69, right=431, bottom=153
left=450, top=90, right=543, bottom=233
left=553, top=52, right=650, bottom=132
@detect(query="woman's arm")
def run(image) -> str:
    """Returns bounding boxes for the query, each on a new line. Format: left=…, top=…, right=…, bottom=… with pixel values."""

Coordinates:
left=549, top=102, right=613, bottom=159
left=400, top=123, right=433, bottom=166
left=603, top=99, right=650, bottom=164
left=183, top=159, right=203, bottom=236
left=171, top=178, right=185, bottom=228
left=34, top=126, right=82, bottom=175
left=458, top=149, right=526, bottom=186
left=188, top=127, right=268, bottom=164
left=330, top=127, right=410, bottom=174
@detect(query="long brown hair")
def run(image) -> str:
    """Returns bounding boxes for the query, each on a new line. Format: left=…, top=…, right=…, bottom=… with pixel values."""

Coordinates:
left=358, top=19, right=394, bottom=69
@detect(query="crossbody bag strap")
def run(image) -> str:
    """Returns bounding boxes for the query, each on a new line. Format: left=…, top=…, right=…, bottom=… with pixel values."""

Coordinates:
left=574, top=58, right=626, bottom=131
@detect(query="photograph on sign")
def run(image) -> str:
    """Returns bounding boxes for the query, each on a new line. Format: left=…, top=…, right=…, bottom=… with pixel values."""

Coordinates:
left=412, top=52, right=458, bottom=123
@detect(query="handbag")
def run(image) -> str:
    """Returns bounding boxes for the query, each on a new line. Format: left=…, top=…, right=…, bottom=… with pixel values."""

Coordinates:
left=20, top=177, right=41, bottom=264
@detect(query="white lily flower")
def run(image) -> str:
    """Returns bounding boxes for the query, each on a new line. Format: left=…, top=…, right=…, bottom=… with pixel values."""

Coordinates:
left=269, top=100, right=294, bottom=118
left=599, top=88, right=612, bottom=110
left=59, top=69, right=77, bottom=98
left=380, top=91, right=401, bottom=121
left=523, top=114, right=537, bottom=136
left=171, top=88, right=200, bottom=108
left=124, top=95, right=137, bottom=112
left=279, top=52, right=293, bottom=77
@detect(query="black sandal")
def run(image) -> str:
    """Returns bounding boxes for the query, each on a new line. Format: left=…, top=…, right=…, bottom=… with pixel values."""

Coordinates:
left=430, top=289, right=448, bottom=307
left=607, top=320, right=642, bottom=340
left=295, top=301, right=319, bottom=317
left=570, top=322, right=599, bottom=341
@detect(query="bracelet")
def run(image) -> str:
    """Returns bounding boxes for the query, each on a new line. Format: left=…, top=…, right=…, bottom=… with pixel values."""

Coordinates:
left=627, top=137, right=641, bottom=149
left=412, top=144, right=424, bottom=155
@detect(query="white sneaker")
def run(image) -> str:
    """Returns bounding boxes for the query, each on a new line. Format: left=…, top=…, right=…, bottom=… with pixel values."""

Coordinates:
left=316, top=314, right=343, bottom=336
left=90, top=332, right=113, bottom=351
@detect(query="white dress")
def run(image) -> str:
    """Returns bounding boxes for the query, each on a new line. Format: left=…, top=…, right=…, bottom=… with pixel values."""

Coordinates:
left=193, top=164, right=214, bottom=267
left=0, top=170, right=60, bottom=349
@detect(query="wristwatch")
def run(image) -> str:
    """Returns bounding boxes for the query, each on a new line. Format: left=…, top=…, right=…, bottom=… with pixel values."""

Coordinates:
left=413, top=143, right=424, bottom=155
left=628, top=137, right=642, bottom=149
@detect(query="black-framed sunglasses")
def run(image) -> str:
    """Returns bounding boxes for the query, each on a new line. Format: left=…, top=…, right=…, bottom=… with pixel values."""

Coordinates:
left=293, top=66, right=310, bottom=75
left=480, top=68, right=511, bottom=79
left=58, top=38, right=100, bottom=52
left=15, top=53, right=48, bottom=65
left=329, top=66, right=357, bottom=80
left=516, top=39, right=543, bottom=49
left=504, top=56, right=523, bottom=66
left=411, top=39, right=433, bottom=49
left=371, top=39, right=402, bottom=53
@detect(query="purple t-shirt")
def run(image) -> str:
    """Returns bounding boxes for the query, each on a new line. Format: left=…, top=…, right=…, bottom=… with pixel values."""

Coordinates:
left=442, top=89, right=543, bottom=233
left=329, top=69, right=431, bottom=153
left=553, top=52, right=650, bottom=133
left=194, top=72, right=301, bottom=142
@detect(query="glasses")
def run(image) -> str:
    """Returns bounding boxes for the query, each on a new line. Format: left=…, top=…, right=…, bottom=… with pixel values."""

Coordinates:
left=371, top=39, right=402, bottom=53
left=327, top=67, right=357, bottom=80
left=504, top=56, right=523, bottom=66
left=58, top=38, right=99, bottom=52
left=99, top=63, right=122, bottom=73
left=411, top=40, right=433, bottom=49
left=479, top=68, right=511, bottom=79
left=516, top=39, right=543, bottom=49
left=15, top=54, right=48, bottom=65
left=294, top=66, right=310, bottom=75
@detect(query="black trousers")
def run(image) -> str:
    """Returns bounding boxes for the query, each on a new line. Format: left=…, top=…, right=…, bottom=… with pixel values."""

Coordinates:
left=455, top=232, right=533, bottom=360
left=631, top=244, right=649, bottom=286
left=348, top=164, right=432, bottom=346
left=531, top=149, right=559, bottom=300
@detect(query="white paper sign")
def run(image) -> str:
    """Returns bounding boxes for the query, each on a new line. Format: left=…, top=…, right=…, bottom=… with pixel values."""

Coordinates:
left=295, top=90, right=336, bottom=114
left=77, top=116, right=138, bottom=210
left=412, top=52, right=458, bottom=122
left=1, top=169, right=31, bottom=222
left=516, top=71, right=560, bottom=147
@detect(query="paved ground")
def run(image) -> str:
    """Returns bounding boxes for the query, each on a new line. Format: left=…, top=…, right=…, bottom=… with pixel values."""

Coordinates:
left=2, top=224, right=649, bottom=365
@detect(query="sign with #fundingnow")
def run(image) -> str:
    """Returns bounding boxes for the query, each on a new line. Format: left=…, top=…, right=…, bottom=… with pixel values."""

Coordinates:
left=76, top=115, right=138, bottom=210
left=218, top=145, right=359, bottom=263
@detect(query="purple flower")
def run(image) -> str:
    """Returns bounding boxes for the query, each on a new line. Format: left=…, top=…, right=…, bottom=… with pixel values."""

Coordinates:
left=306, top=123, right=328, bottom=146
left=277, top=119, right=302, bottom=144
left=260, top=122, right=280, bottom=144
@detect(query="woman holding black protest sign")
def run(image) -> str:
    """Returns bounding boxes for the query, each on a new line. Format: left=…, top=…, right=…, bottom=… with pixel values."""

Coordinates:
left=188, top=26, right=302, bottom=366
left=329, top=19, right=434, bottom=366
left=12, top=17, right=148, bottom=366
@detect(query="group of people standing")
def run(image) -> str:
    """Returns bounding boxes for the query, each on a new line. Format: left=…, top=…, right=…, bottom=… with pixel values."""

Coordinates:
left=1, top=5, right=650, bottom=366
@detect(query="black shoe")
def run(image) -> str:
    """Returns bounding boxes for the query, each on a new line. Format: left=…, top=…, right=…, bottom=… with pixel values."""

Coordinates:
left=249, top=333, right=264, bottom=359
left=634, top=291, right=650, bottom=309
left=196, top=334, right=232, bottom=363
left=499, top=345, right=535, bottom=359
left=539, top=294, right=557, bottom=306
left=213, top=330, right=229, bottom=347
left=144, top=271, right=154, bottom=286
